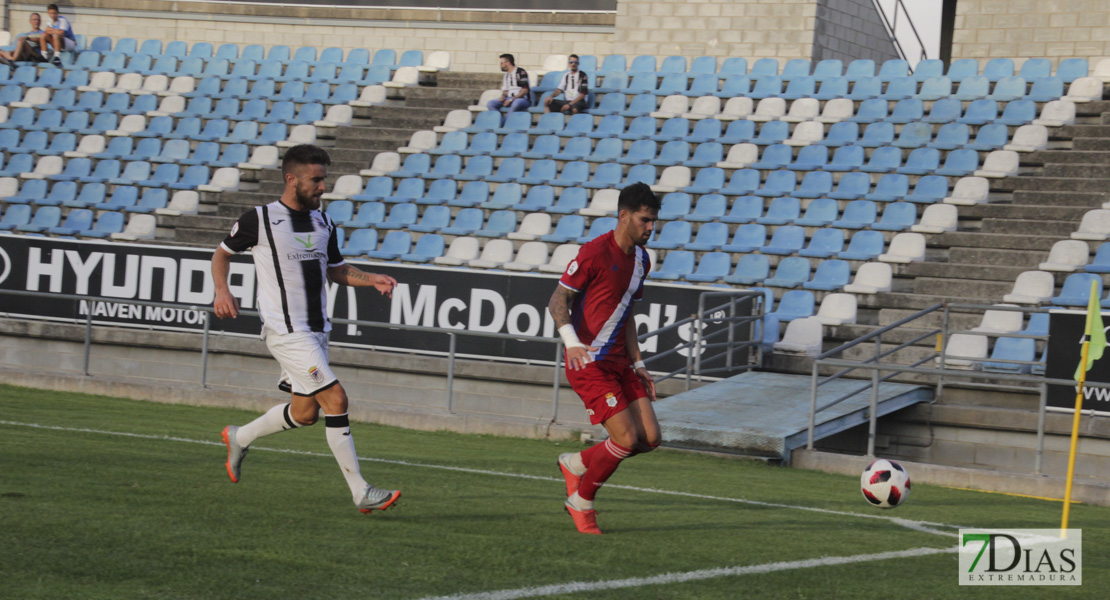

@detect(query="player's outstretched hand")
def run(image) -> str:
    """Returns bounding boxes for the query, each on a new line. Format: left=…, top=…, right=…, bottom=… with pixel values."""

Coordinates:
left=373, top=274, right=397, bottom=298
left=566, top=346, right=597, bottom=371
left=213, top=289, right=239, bottom=319
left=635, top=365, right=656, bottom=402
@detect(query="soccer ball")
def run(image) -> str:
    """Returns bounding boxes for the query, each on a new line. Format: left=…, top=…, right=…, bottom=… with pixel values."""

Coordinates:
left=860, top=459, right=911, bottom=509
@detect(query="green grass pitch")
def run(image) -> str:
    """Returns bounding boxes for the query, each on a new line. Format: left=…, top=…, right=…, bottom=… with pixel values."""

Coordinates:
left=0, top=384, right=1105, bottom=599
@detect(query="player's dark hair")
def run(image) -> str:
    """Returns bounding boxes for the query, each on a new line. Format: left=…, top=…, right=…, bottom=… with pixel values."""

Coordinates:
left=47, top=4, right=59, bottom=11
left=30, top=12, right=40, bottom=18
left=500, top=53, right=515, bottom=66
left=569, top=54, right=579, bottom=61
left=281, top=144, right=331, bottom=175
left=618, top=182, right=660, bottom=214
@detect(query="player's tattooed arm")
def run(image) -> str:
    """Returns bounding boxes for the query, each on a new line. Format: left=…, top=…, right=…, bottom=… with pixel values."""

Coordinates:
left=328, top=264, right=397, bottom=297
left=548, top=285, right=576, bottom=328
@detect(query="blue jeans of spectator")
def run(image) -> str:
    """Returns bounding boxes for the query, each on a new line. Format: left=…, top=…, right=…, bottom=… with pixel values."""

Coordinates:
left=487, top=96, right=531, bottom=123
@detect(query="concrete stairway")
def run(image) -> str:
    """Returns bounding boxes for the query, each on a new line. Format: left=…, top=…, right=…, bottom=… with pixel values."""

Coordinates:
left=160, top=71, right=501, bottom=247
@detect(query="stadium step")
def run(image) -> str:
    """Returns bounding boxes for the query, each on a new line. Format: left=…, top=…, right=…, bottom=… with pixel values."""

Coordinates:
left=1011, top=189, right=1109, bottom=207
left=1043, top=163, right=1110, bottom=179
left=979, top=217, right=1080, bottom=237
left=1027, top=150, right=1110, bottom=165
left=1072, top=137, right=1110, bottom=151
left=957, top=203, right=1094, bottom=221
left=910, top=276, right=1014, bottom=300
left=876, top=307, right=991, bottom=329
left=902, top=261, right=1030, bottom=284
left=435, top=71, right=502, bottom=89
left=932, top=231, right=1064, bottom=251
left=946, top=246, right=1046, bottom=266
left=992, top=175, right=1110, bottom=193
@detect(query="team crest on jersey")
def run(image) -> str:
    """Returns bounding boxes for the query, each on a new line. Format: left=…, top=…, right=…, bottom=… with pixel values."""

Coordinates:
left=229, top=222, right=239, bottom=237
left=585, top=409, right=595, bottom=416
left=605, top=392, right=617, bottom=407
left=308, top=366, right=323, bottom=383
left=567, top=260, right=578, bottom=276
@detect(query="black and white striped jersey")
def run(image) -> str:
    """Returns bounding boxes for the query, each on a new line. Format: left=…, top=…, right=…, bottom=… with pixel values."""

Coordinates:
left=557, top=71, right=589, bottom=98
left=221, top=201, right=345, bottom=334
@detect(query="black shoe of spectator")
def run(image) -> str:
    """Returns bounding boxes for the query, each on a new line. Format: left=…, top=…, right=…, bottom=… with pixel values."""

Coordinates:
left=51, top=56, right=62, bottom=67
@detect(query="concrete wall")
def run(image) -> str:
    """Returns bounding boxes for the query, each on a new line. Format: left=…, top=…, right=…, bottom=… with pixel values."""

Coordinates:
left=811, top=0, right=900, bottom=64
left=612, top=0, right=817, bottom=62
left=952, top=0, right=1110, bottom=67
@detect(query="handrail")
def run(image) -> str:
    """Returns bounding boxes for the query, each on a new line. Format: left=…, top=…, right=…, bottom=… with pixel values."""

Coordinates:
left=815, top=302, right=943, bottom=360
left=872, top=0, right=928, bottom=70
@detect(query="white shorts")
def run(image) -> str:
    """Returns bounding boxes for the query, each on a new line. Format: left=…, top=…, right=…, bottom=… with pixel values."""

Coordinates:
left=59, top=37, right=76, bottom=52
left=263, top=328, right=338, bottom=396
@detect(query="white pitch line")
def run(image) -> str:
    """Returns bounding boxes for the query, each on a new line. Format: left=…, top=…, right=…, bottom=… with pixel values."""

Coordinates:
left=415, top=546, right=956, bottom=600
left=0, top=420, right=963, bottom=536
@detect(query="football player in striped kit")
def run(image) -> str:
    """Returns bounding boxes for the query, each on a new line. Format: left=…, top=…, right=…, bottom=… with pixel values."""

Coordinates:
left=212, top=144, right=401, bottom=514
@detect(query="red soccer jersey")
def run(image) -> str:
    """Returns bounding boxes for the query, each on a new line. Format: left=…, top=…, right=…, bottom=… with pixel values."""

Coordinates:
left=559, top=231, right=651, bottom=363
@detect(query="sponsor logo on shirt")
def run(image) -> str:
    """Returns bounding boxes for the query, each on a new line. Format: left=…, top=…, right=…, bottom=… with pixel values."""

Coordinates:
left=567, top=260, right=578, bottom=276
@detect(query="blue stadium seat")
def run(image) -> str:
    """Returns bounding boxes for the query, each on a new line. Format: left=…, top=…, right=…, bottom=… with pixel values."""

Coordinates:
left=512, top=185, right=556, bottom=211
left=896, top=147, right=940, bottom=175
left=858, top=145, right=902, bottom=173
left=324, top=200, right=355, bottom=223
left=447, top=181, right=490, bottom=208
left=1016, top=58, right=1052, bottom=81
left=622, top=164, right=656, bottom=188
left=792, top=145, right=828, bottom=171
left=795, top=198, right=839, bottom=227
left=832, top=200, right=878, bottom=229
left=581, top=138, right=621, bottom=163
left=1026, top=76, right=1064, bottom=102
left=881, top=76, right=917, bottom=100
left=431, top=131, right=468, bottom=156
left=14, top=206, right=62, bottom=233
left=996, top=99, right=1037, bottom=126
left=769, top=290, right=815, bottom=321
left=757, top=196, right=801, bottom=225
left=755, top=170, right=796, bottom=197
left=847, top=76, right=882, bottom=100
left=782, top=76, right=816, bottom=100
left=983, top=337, right=1036, bottom=374
left=472, top=210, right=516, bottom=238
left=480, top=183, right=523, bottom=209
left=964, top=123, right=1008, bottom=151
left=794, top=171, right=833, bottom=199
left=904, top=176, right=949, bottom=204
left=885, top=98, right=924, bottom=124
left=761, top=225, right=805, bottom=255
left=682, top=167, right=726, bottom=195
left=722, top=223, right=767, bottom=253
left=377, top=203, right=419, bottom=230
left=824, top=146, right=865, bottom=174
left=1056, top=57, right=1089, bottom=83
left=621, top=139, right=660, bottom=165
left=409, top=205, right=452, bottom=233
left=799, top=228, right=846, bottom=259
left=878, top=59, right=910, bottom=82
left=77, top=159, right=122, bottom=183
left=814, top=76, right=849, bottom=101
left=344, top=202, right=386, bottom=228
left=1085, top=243, right=1110, bottom=273
left=764, top=256, right=811, bottom=288
left=593, top=75, right=628, bottom=96
left=540, top=214, right=586, bottom=243
left=578, top=216, right=617, bottom=243
left=393, top=154, right=432, bottom=178
left=1053, top=272, right=1103, bottom=307
left=517, top=159, right=557, bottom=186
left=988, top=76, right=1027, bottom=102
left=648, top=220, right=692, bottom=250
left=49, top=158, right=93, bottom=183
left=958, top=99, right=998, bottom=125
left=485, top=157, right=525, bottom=183
left=686, top=222, right=730, bottom=251
left=439, top=207, right=485, bottom=236
left=383, top=178, right=425, bottom=204
left=458, top=132, right=497, bottom=157
left=687, top=119, right=723, bottom=144
left=715, top=75, right=751, bottom=98
left=684, top=142, right=724, bottom=168
left=649, top=250, right=696, bottom=281
left=423, top=155, right=462, bottom=180
left=856, top=122, right=895, bottom=147
left=717, top=195, right=760, bottom=224
left=40, top=182, right=79, bottom=207
left=872, top=201, right=918, bottom=231
left=686, top=194, right=727, bottom=222
left=751, top=144, right=792, bottom=171
left=893, top=122, right=934, bottom=148
left=933, top=148, right=979, bottom=177
left=720, top=169, right=761, bottom=197
left=657, top=193, right=691, bottom=221
left=862, top=173, right=907, bottom=202
left=838, top=230, right=885, bottom=260
left=340, top=228, right=378, bottom=257
left=454, top=155, right=494, bottom=182
left=533, top=111, right=566, bottom=135
left=812, top=59, right=843, bottom=82
left=749, top=76, right=783, bottom=99
left=803, top=259, right=851, bottom=291
left=96, top=185, right=139, bottom=210
left=927, top=122, right=970, bottom=150
left=650, top=117, right=690, bottom=142
left=685, top=252, right=732, bottom=283
left=685, top=74, right=720, bottom=97
left=0, top=205, right=32, bottom=231
left=723, top=254, right=771, bottom=285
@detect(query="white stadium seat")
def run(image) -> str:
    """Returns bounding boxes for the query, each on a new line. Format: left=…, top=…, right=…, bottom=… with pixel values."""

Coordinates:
left=107, top=72, right=143, bottom=94
left=507, top=213, right=552, bottom=241
left=468, top=239, right=514, bottom=269
left=163, top=76, right=196, bottom=96
left=110, top=214, right=157, bottom=241
left=650, top=165, right=691, bottom=194
left=717, top=143, right=758, bottom=169
left=939, top=334, right=988, bottom=369
left=21, top=156, right=63, bottom=180
left=141, top=74, right=169, bottom=94
left=773, top=317, right=824, bottom=356
left=843, top=262, right=893, bottom=294
left=148, top=94, right=185, bottom=117
left=469, top=89, right=501, bottom=112
left=198, top=167, right=240, bottom=193
left=972, top=305, right=1024, bottom=334
left=943, top=176, right=989, bottom=205
left=277, top=124, right=317, bottom=148
left=419, top=51, right=452, bottom=74
left=11, top=87, right=49, bottom=108
left=434, top=109, right=472, bottom=133
left=1033, top=99, right=1076, bottom=127
left=879, top=232, right=926, bottom=263
left=360, top=152, right=401, bottom=177
left=78, top=71, right=116, bottom=92
left=315, top=105, right=353, bottom=128
left=536, top=54, right=568, bottom=78
left=716, top=96, right=753, bottom=121
left=107, top=114, right=146, bottom=137
left=434, top=237, right=480, bottom=266
left=911, top=204, right=958, bottom=233
left=1071, top=209, right=1110, bottom=241
left=322, top=175, right=363, bottom=200
left=579, top=189, right=619, bottom=217
left=398, top=130, right=436, bottom=154
left=503, top=242, right=550, bottom=271
left=650, top=94, right=689, bottom=119
left=783, top=98, right=820, bottom=123
left=815, top=294, right=858, bottom=327
left=239, top=146, right=279, bottom=170
left=156, top=191, right=200, bottom=216
left=1002, top=271, right=1055, bottom=304
left=350, top=85, right=387, bottom=108
left=749, top=97, right=787, bottom=122
left=1064, top=76, right=1104, bottom=103
left=539, top=243, right=580, bottom=274
left=384, top=66, right=420, bottom=90
left=65, top=134, right=106, bottom=158
left=785, top=120, right=824, bottom=146
left=816, top=98, right=853, bottom=123
left=682, top=95, right=721, bottom=120
left=1003, top=124, right=1048, bottom=152
left=1094, top=58, right=1110, bottom=83
left=1038, top=239, right=1089, bottom=272
left=973, top=150, right=1019, bottom=178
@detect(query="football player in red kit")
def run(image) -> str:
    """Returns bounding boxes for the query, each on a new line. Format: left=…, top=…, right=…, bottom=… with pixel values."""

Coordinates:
left=547, top=182, right=661, bottom=535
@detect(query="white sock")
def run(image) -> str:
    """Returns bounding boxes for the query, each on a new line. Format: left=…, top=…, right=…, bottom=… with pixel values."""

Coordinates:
left=324, top=413, right=369, bottom=502
left=567, top=491, right=594, bottom=511
left=566, top=452, right=586, bottom=475
left=236, top=403, right=301, bottom=447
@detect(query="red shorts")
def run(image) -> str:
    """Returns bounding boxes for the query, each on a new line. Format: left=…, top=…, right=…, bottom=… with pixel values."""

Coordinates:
left=566, top=358, right=649, bottom=425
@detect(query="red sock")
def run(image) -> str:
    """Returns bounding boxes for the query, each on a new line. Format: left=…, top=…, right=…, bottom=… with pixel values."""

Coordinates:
left=577, top=439, right=631, bottom=501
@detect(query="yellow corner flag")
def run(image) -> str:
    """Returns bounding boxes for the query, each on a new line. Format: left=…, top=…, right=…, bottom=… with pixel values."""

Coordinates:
left=1074, top=279, right=1106, bottom=381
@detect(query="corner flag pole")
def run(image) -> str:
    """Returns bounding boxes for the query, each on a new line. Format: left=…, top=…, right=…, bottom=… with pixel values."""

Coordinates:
left=1062, top=280, right=1105, bottom=537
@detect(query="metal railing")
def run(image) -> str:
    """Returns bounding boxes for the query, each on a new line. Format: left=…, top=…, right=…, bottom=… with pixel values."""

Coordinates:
left=0, top=287, right=761, bottom=422
left=872, top=0, right=928, bottom=70
left=807, top=302, right=1110, bottom=475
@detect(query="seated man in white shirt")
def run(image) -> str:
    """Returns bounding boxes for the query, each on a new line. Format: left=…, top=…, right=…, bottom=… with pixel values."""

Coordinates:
left=42, top=4, right=77, bottom=65
left=0, top=13, right=45, bottom=65
left=544, top=54, right=590, bottom=115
